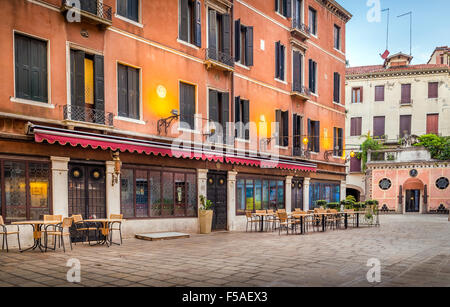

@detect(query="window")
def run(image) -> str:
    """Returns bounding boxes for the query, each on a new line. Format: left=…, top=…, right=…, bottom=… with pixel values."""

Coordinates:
left=292, top=114, right=303, bottom=156
left=307, top=119, right=320, bottom=153
left=234, top=20, right=253, bottom=66
left=1, top=159, right=51, bottom=223
left=350, top=117, right=362, bottom=136
left=275, top=41, right=286, bottom=81
left=121, top=166, right=197, bottom=218
left=426, top=114, right=439, bottom=135
left=334, top=25, right=341, bottom=50
left=14, top=33, right=48, bottom=103
left=401, top=84, right=411, bottom=104
left=117, top=0, right=139, bottom=22
left=350, top=156, right=361, bottom=173
left=399, top=115, right=412, bottom=137
left=352, top=87, right=362, bottom=103
left=70, top=50, right=105, bottom=123
left=375, top=85, right=384, bottom=102
left=207, top=8, right=232, bottom=65
left=179, top=82, right=196, bottom=130
left=333, top=127, right=343, bottom=156
left=235, top=96, right=250, bottom=140
left=309, top=181, right=340, bottom=208
left=275, top=0, right=291, bottom=18
left=276, top=110, right=289, bottom=147
left=179, top=0, right=201, bottom=47
left=308, top=7, right=317, bottom=36
left=308, top=59, right=317, bottom=94
left=208, top=89, right=230, bottom=143
left=292, top=50, right=304, bottom=92
left=373, top=116, right=385, bottom=138
left=236, top=176, right=285, bottom=214
left=428, top=82, right=438, bottom=98
left=379, top=178, right=392, bottom=190
left=333, top=72, right=340, bottom=103
left=118, top=64, right=140, bottom=120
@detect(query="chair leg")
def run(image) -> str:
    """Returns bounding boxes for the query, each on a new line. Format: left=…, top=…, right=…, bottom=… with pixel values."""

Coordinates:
left=17, top=233, right=21, bottom=251
left=69, top=236, right=73, bottom=251
left=5, top=235, right=8, bottom=253
left=61, top=235, right=65, bottom=253
left=119, top=226, right=122, bottom=245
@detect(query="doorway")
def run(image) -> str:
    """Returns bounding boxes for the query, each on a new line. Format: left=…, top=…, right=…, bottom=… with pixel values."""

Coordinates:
left=207, top=171, right=228, bottom=230
left=68, top=163, right=106, bottom=219
left=405, top=190, right=420, bottom=213
left=291, top=178, right=304, bottom=210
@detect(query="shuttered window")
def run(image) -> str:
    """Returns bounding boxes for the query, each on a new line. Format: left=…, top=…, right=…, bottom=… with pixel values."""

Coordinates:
left=333, top=127, right=343, bottom=156
left=333, top=72, right=340, bottom=103
left=275, top=0, right=292, bottom=18
left=373, top=116, right=385, bottom=138
left=350, top=156, right=362, bottom=173
left=235, top=96, right=250, bottom=140
left=352, top=87, right=362, bottom=103
left=276, top=110, right=289, bottom=147
left=275, top=42, right=286, bottom=81
left=179, top=0, right=201, bottom=47
left=375, top=85, right=384, bottom=102
left=234, top=19, right=253, bottom=66
left=118, top=64, right=140, bottom=120
left=208, top=90, right=229, bottom=144
left=14, top=33, right=48, bottom=103
left=401, top=84, right=411, bottom=104
left=179, top=82, right=196, bottom=130
left=350, top=117, right=362, bottom=136
left=307, top=119, right=320, bottom=153
left=308, top=59, right=317, bottom=94
left=334, top=25, right=341, bottom=50
left=428, top=82, right=438, bottom=99
left=292, top=114, right=303, bottom=155
left=208, top=9, right=231, bottom=64
left=292, top=50, right=303, bottom=91
left=308, top=7, right=317, bottom=35
left=117, top=0, right=139, bottom=22
left=399, top=115, right=412, bottom=137
left=426, top=114, right=439, bottom=135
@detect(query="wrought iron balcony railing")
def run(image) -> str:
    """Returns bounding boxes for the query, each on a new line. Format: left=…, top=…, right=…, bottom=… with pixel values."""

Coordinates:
left=64, top=105, right=114, bottom=126
left=206, top=48, right=234, bottom=69
left=399, top=99, right=413, bottom=105
left=291, top=18, right=311, bottom=37
left=62, top=0, right=112, bottom=23
left=292, top=81, right=311, bottom=98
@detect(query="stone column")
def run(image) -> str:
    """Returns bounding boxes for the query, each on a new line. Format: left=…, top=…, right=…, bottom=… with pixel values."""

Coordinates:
left=340, top=180, right=347, bottom=201
left=106, top=161, right=121, bottom=217
left=303, top=177, right=310, bottom=211
left=50, top=157, right=70, bottom=217
left=197, top=169, right=208, bottom=233
left=285, top=176, right=293, bottom=212
left=227, top=171, right=238, bottom=231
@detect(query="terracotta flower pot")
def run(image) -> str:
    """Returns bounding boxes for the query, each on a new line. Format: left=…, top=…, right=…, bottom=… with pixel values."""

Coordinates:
left=199, top=210, right=213, bottom=234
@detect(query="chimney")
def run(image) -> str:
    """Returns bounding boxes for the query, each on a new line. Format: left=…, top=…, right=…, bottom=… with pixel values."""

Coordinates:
left=384, top=52, right=413, bottom=69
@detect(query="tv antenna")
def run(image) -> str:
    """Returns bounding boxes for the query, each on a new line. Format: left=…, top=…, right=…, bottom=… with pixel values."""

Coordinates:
left=397, top=11, right=413, bottom=56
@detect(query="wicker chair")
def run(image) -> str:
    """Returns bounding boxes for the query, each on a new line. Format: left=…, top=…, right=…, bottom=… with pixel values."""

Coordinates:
left=245, top=211, right=260, bottom=232
left=344, top=209, right=356, bottom=227
left=277, top=212, right=296, bottom=235
left=71, top=214, right=99, bottom=244
left=44, top=217, right=73, bottom=252
left=109, top=214, right=123, bottom=245
left=0, top=216, right=21, bottom=252
left=265, top=209, right=278, bottom=232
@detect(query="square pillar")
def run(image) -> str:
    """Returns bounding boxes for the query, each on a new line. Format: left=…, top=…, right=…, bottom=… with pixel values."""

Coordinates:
left=106, top=161, right=121, bottom=217
left=197, top=169, right=208, bottom=233
left=340, top=180, right=347, bottom=201
left=50, top=157, right=70, bottom=217
left=303, top=177, right=310, bottom=211
left=227, top=171, right=237, bottom=230
left=285, top=176, right=293, bottom=212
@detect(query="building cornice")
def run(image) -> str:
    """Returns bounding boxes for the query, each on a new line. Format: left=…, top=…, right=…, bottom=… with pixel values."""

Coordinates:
left=346, top=67, right=450, bottom=80
left=315, top=0, right=352, bottom=23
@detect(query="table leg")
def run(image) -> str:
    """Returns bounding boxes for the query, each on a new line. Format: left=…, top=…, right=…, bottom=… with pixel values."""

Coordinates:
left=300, top=216, right=304, bottom=235
left=345, top=213, right=348, bottom=229
left=356, top=213, right=360, bottom=228
left=322, top=215, right=326, bottom=232
left=260, top=216, right=264, bottom=232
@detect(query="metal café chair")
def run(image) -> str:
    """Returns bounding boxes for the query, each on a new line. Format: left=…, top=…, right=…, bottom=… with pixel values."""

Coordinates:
left=71, top=214, right=100, bottom=245
left=109, top=214, right=123, bottom=245
left=0, top=216, right=21, bottom=252
left=44, top=217, right=73, bottom=253
left=245, top=211, right=260, bottom=232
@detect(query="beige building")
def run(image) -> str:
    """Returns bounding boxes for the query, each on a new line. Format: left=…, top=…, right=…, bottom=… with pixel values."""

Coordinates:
left=344, top=52, right=450, bottom=201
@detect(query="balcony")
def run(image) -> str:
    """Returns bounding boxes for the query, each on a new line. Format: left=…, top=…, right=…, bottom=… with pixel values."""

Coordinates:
left=291, top=82, right=311, bottom=100
left=205, top=48, right=234, bottom=72
left=293, top=147, right=311, bottom=159
left=290, top=18, right=311, bottom=40
left=61, top=0, right=113, bottom=28
left=63, top=105, right=114, bottom=127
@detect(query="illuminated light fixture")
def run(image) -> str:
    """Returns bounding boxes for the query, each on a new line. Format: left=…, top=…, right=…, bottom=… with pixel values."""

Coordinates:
left=111, top=151, right=121, bottom=186
left=302, top=137, right=309, bottom=145
left=350, top=151, right=356, bottom=158
left=157, top=85, right=167, bottom=98
left=260, top=115, right=266, bottom=122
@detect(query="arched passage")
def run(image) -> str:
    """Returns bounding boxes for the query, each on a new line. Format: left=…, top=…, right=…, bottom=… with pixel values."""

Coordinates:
left=403, top=178, right=425, bottom=213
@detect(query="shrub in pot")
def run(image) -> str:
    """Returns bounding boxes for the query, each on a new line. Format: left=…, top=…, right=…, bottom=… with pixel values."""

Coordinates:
left=198, top=195, right=214, bottom=234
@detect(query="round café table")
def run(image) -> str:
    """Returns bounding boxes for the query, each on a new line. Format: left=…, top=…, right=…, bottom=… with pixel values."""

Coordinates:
left=83, top=219, right=123, bottom=247
left=12, top=220, right=60, bottom=253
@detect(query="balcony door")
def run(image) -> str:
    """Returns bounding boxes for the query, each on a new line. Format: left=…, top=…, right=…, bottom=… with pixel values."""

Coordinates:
left=405, top=190, right=420, bottom=213
left=293, top=0, right=302, bottom=24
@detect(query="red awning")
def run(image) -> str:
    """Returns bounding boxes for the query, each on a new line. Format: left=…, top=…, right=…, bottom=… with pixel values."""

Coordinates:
left=31, top=126, right=316, bottom=172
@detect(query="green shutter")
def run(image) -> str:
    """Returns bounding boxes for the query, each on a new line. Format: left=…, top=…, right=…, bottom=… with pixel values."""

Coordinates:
left=234, top=19, right=241, bottom=62
left=179, top=0, right=189, bottom=42
left=117, top=64, right=128, bottom=118
left=94, top=55, right=105, bottom=123
left=245, top=26, right=253, bottom=66
left=243, top=99, right=250, bottom=140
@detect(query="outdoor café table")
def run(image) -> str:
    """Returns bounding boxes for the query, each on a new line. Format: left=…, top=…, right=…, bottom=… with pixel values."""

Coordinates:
left=83, top=219, right=123, bottom=247
left=312, top=212, right=338, bottom=232
left=12, top=220, right=60, bottom=253
left=290, top=214, right=313, bottom=235
left=253, top=212, right=273, bottom=232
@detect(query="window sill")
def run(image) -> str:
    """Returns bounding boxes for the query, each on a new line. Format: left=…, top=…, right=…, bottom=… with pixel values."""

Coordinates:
left=275, top=78, right=287, bottom=85
left=333, top=48, right=345, bottom=56
left=177, top=39, right=200, bottom=50
left=114, top=14, right=143, bottom=28
left=10, top=97, right=55, bottom=109
left=236, top=138, right=250, bottom=143
left=333, top=102, right=345, bottom=107
left=235, top=62, right=251, bottom=70
left=114, top=116, right=146, bottom=125
left=310, top=92, right=319, bottom=98
left=310, top=33, right=319, bottom=39
left=275, top=145, right=289, bottom=150
left=275, top=12, right=288, bottom=20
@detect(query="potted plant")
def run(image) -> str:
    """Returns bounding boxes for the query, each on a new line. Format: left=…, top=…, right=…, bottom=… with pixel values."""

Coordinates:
left=198, top=195, right=214, bottom=234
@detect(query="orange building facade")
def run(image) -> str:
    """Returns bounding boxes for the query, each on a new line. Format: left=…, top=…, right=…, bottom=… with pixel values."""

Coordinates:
left=0, top=0, right=350, bottom=236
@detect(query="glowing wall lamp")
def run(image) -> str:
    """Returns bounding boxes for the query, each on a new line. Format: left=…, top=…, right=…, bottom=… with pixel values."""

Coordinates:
left=156, top=85, right=167, bottom=99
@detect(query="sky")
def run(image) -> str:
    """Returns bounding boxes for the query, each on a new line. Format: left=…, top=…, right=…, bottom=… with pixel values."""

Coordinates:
left=338, top=0, right=450, bottom=67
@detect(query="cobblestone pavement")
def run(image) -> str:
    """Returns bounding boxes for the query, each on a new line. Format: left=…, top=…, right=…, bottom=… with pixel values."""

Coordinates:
left=0, top=215, right=449, bottom=287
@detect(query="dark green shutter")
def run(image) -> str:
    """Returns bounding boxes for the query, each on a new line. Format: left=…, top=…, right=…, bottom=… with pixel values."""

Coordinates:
left=280, top=45, right=285, bottom=81
left=127, top=67, right=139, bottom=120
left=209, top=90, right=219, bottom=123
left=70, top=50, right=85, bottom=121
left=117, top=0, right=126, bottom=17
left=117, top=64, right=128, bottom=118
left=194, top=0, right=202, bottom=47
left=235, top=96, right=240, bottom=138
left=234, top=19, right=241, bottom=62
left=286, top=0, right=292, bottom=18
left=94, top=55, right=105, bottom=123
left=128, top=0, right=139, bottom=22
left=222, top=14, right=231, bottom=56
left=15, top=34, right=31, bottom=101
left=293, top=51, right=300, bottom=91
left=180, top=0, right=189, bottom=42
left=276, top=110, right=282, bottom=145
left=282, top=111, right=289, bottom=147
left=245, top=26, right=253, bottom=66
left=208, top=9, right=217, bottom=59
left=275, top=42, right=280, bottom=79
left=243, top=100, right=250, bottom=140
left=221, top=92, right=230, bottom=144
left=314, top=121, right=320, bottom=152
left=307, top=119, right=312, bottom=151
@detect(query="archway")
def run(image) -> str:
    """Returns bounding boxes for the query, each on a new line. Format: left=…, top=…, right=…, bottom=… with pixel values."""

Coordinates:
left=403, top=178, right=425, bottom=213
left=346, top=188, right=361, bottom=202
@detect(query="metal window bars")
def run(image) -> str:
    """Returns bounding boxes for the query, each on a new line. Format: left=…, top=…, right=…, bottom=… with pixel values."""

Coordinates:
left=63, top=105, right=114, bottom=126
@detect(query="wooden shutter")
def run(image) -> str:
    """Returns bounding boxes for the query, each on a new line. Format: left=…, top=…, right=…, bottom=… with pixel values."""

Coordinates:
left=338, top=128, right=343, bottom=156
left=280, top=44, right=285, bottom=81
left=15, top=34, right=31, bottom=101
left=307, top=119, right=312, bottom=151
left=426, top=114, right=439, bottom=135
left=333, top=73, right=340, bottom=103
left=293, top=114, right=298, bottom=149
left=275, top=0, right=279, bottom=12
left=428, top=82, right=438, bottom=98
left=243, top=99, right=250, bottom=140
left=194, top=0, right=202, bottom=47
left=209, top=90, right=219, bottom=123
left=373, top=116, right=385, bottom=137
left=245, top=26, right=253, bottom=66
left=127, top=0, right=139, bottom=22
left=208, top=9, right=217, bottom=59
left=282, top=111, right=289, bottom=147
left=221, top=92, right=230, bottom=143
left=314, top=121, right=320, bottom=152
left=375, top=86, right=384, bottom=101
left=350, top=156, right=361, bottom=173
left=180, top=83, right=195, bottom=129
left=401, top=84, right=411, bottom=103
left=72, top=50, right=85, bottom=109
left=117, top=64, right=128, bottom=117
left=293, top=51, right=300, bottom=91
left=127, top=66, right=139, bottom=120
left=356, top=117, right=362, bottom=136
left=234, top=96, right=241, bottom=123
left=276, top=110, right=282, bottom=145
left=93, top=55, right=105, bottom=114
left=179, top=0, right=189, bottom=42
left=399, top=115, right=412, bottom=137
left=275, top=42, right=280, bottom=79
left=234, top=19, right=241, bottom=62
left=333, top=127, right=337, bottom=155
left=286, top=0, right=292, bottom=18
left=222, top=14, right=231, bottom=56
left=117, top=0, right=127, bottom=17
